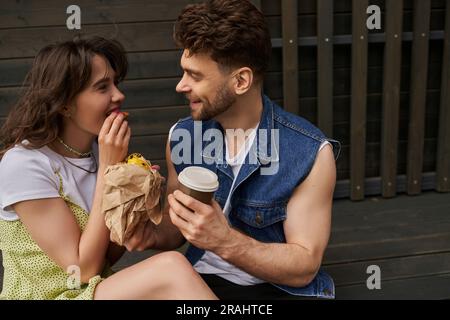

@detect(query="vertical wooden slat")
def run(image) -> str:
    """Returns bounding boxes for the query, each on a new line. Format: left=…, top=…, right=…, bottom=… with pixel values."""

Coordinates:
left=407, top=0, right=431, bottom=195
left=436, top=0, right=450, bottom=192
left=381, top=0, right=403, bottom=198
left=282, top=0, right=299, bottom=115
left=350, top=0, right=368, bottom=201
left=317, top=0, right=334, bottom=136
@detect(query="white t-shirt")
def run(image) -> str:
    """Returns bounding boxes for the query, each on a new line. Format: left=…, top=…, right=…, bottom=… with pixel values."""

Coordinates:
left=193, top=125, right=265, bottom=285
left=0, top=141, right=98, bottom=221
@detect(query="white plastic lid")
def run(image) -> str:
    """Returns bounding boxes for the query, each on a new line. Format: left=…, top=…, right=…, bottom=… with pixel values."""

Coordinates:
left=178, top=166, right=219, bottom=192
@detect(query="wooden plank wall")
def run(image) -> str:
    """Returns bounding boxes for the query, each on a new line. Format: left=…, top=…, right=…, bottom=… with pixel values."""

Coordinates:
left=0, top=0, right=205, bottom=173
left=0, top=0, right=448, bottom=198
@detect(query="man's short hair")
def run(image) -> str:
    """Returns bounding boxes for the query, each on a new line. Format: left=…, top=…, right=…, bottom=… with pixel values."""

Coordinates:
left=173, top=0, right=272, bottom=81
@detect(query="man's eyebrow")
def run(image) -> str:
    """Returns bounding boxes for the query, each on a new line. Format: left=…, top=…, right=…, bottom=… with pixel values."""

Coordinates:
left=184, top=67, right=203, bottom=76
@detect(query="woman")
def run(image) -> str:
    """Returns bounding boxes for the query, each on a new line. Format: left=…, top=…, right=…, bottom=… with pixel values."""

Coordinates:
left=0, top=37, right=216, bottom=300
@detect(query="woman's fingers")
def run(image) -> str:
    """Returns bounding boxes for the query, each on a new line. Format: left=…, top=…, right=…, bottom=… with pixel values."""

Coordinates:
left=107, top=112, right=125, bottom=136
left=99, top=112, right=118, bottom=139
left=117, top=120, right=128, bottom=140
left=120, top=127, right=131, bottom=156
left=98, top=112, right=130, bottom=167
left=105, top=113, right=130, bottom=146
left=123, top=127, right=131, bottom=147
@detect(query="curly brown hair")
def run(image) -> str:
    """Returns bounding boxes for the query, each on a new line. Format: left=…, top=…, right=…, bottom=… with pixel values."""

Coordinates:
left=0, top=36, right=127, bottom=158
left=173, top=0, right=271, bottom=81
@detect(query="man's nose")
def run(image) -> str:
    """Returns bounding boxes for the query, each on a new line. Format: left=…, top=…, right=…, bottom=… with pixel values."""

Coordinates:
left=176, top=74, right=190, bottom=93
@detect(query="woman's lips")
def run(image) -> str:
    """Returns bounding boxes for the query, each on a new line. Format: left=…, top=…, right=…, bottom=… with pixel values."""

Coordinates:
left=106, top=107, right=121, bottom=116
left=106, top=108, right=130, bottom=118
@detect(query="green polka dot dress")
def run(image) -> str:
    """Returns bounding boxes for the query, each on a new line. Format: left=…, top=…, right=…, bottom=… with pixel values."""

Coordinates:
left=0, top=171, right=111, bottom=300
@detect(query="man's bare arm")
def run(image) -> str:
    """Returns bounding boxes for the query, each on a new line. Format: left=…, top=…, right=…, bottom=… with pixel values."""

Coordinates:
left=216, top=145, right=335, bottom=286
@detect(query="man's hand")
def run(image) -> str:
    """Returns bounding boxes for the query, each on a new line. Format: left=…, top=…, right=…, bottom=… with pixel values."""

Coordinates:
left=168, top=190, right=231, bottom=252
left=123, top=220, right=157, bottom=252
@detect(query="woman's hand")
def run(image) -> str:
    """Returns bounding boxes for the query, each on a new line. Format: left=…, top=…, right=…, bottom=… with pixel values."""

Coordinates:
left=98, top=111, right=131, bottom=169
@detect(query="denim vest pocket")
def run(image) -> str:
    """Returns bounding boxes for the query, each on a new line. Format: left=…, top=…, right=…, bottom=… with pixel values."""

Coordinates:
left=230, top=204, right=287, bottom=243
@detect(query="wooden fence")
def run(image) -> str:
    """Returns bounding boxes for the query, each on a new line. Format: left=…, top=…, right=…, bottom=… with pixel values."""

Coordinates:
left=276, top=0, right=449, bottom=200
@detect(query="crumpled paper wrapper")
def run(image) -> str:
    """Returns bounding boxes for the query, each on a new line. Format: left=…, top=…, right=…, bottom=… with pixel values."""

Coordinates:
left=102, top=163, right=164, bottom=245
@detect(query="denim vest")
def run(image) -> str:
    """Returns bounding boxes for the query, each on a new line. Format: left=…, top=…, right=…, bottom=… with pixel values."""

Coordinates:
left=169, top=94, right=341, bottom=299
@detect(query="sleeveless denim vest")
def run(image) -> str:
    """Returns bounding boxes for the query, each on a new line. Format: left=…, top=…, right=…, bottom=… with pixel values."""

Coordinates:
left=169, top=94, right=341, bottom=299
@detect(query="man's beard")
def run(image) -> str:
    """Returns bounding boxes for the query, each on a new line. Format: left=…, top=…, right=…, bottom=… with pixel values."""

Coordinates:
left=194, top=83, right=236, bottom=121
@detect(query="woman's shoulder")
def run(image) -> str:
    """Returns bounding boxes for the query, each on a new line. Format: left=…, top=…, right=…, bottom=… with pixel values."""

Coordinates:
left=2, top=142, right=46, bottom=160
left=0, top=142, right=55, bottom=175
left=0, top=142, right=61, bottom=217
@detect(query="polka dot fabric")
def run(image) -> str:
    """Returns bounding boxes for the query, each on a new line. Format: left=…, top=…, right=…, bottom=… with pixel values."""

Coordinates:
left=0, top=171, right=111, bottom=299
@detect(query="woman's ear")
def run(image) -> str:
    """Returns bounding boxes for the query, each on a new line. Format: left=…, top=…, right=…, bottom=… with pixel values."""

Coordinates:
left=60, top=106, right=73, bottom=118
left=233, top=67, right=253, bottom=95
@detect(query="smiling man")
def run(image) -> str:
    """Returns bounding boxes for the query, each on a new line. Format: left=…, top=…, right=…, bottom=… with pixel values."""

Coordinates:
left=125, top=0, right=341, bottom=299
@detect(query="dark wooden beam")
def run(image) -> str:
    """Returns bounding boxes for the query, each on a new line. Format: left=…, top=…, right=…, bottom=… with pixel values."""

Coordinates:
left=281, top=0, right=299, bottom=115
left=317, top=0, right=334, bottom=136
left=407, top=0, right=431, bottom=195
left=381, top=0, right=403, bottom=198
left=334, top=172, right=438, bottom=199
left=436, top=0, right=450, bottom=192
left=350, top=0, right=368, bottom=200
left=270, top=31, right=445, bottom=48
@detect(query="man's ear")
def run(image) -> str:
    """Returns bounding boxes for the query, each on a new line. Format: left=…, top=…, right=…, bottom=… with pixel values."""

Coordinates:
left=233, top=67, right=253, bottom=95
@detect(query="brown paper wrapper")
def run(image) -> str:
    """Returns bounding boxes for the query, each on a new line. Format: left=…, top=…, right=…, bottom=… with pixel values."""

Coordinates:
left=102, top=163, right=164, bottom=245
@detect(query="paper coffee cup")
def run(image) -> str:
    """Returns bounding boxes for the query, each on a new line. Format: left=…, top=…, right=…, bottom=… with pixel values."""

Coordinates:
left=178, top=166, right=219, bottom=204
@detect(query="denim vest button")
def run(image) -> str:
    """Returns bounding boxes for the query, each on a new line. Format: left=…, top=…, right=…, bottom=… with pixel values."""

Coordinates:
left=255, top=212, right=263, bottom=225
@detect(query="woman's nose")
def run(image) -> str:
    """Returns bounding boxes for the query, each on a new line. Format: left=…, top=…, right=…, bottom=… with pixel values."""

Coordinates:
left=112, top=85, right=125, bottom=103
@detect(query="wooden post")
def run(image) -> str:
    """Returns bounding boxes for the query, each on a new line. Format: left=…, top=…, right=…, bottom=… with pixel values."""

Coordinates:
left=407, top=0, right=431, bottom=195
left=350, top=0, right=369, bottom=201
left=282, top=0, right=299, bottom=115
left=436, top=0, right=450, bottom=192
left=317, top=0, right=334, bottom=136
left=381, top=0, right=403, bottom=198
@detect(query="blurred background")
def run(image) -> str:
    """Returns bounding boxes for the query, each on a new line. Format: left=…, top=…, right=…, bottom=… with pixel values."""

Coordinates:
left=1, top=0, right=449, bottom=299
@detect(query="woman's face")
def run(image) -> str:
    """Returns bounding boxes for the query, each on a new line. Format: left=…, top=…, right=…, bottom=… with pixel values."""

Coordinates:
left=68, top=54, right=125, bottom=135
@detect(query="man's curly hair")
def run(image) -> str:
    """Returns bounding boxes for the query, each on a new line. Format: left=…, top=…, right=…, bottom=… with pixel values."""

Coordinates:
left=173, top=0, right=272, bottom=81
